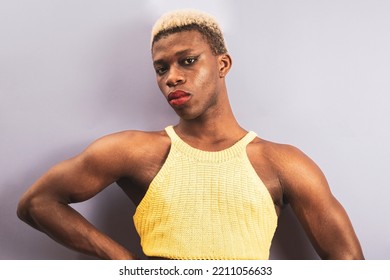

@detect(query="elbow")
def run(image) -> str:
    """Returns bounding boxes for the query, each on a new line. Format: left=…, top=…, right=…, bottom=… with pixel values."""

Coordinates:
left=17, top=189, right=67, bottom=230
left=17, top=191, right=46, bottom=226
left=17, top=192, right=35, bottom=223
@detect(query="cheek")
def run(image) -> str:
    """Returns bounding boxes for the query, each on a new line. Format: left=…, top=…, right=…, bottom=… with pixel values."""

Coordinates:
left=156, top=77, right=166, bottom=94
left=194, top=67, right=215, bottom=88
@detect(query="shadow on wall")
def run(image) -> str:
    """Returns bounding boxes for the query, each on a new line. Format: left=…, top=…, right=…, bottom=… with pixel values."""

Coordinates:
left=77, top=184, right=147, bottom=260
left=270, top=205, right=319, bottom=259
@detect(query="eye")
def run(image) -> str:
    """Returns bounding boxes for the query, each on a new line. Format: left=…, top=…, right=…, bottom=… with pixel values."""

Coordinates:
left=182, top=56, right=198, bottom=65
left=155, top=66, right=168, bottom=76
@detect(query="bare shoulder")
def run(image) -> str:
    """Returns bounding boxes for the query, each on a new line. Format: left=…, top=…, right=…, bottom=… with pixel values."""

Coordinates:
left=249, top=136, right=329, bottom=202
left=249, top=136, right=309, bottom=169
left=78, top=129, right=170, bottom=175
left=250, top=136, right=364, bottom=259
left=84, top=129, right=168, bottom=155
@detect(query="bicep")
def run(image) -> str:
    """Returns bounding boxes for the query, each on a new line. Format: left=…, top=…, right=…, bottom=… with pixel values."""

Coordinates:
left=280, top=146, right=363, bottom=259
left=39, top=157, right=113, bottom=203
left=27, top=140, right=123, bottom=204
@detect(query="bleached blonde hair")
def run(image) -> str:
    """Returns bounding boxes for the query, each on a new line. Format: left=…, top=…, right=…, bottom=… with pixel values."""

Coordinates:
left=151, top=9, right=227, bottom=55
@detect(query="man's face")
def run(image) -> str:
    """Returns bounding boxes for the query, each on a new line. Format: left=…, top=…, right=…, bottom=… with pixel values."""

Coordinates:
left=152, top=30, right=225, bottom=120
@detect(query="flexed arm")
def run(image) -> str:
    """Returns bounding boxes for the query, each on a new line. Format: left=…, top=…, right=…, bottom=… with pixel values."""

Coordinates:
left=17, top=133, right=138, bottom=259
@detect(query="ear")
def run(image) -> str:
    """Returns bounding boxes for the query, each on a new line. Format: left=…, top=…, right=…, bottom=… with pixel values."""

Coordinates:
left=218, top=54, right=232, bottom=78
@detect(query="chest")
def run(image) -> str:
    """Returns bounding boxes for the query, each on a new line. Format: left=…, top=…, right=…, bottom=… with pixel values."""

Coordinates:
left=118, top=141, right=284, bottom=215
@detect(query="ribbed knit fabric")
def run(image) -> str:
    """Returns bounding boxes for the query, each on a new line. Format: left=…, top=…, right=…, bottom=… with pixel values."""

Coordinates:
left=133, top=126, right=278, bottom=260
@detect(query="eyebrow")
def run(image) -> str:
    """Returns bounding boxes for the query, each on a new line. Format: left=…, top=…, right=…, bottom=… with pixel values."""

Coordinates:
left=153, top=48, right=197, bottom=65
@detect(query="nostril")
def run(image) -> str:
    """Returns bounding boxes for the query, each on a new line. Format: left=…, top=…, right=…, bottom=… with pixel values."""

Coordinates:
left=165, top=67, right=185, bottom=87
left=166, top=77, right=185, bottom=87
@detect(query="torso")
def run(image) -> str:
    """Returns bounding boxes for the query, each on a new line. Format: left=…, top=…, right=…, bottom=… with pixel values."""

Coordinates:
left=115, top=129, right=285, bottom=216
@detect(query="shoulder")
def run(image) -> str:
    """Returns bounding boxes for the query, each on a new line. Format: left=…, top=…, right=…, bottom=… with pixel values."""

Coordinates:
left=85, top=129, right=168, bottom=154
left=250, top=136, right=328, bottom=201
left=249, top=136, right=306, bottom=168
left=78, top=129, right=170, bottom=172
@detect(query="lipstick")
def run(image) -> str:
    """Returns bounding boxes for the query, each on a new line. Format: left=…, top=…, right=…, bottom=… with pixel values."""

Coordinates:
left=168, top=90, right=191, bottom=106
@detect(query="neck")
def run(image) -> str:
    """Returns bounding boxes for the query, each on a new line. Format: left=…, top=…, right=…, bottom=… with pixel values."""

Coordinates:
left=177, top=108, right=241, bottom=137
left=174, top=91, right=246, bottom=148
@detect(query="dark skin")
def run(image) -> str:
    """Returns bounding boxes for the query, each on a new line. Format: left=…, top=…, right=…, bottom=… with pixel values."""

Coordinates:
left=17, top=30, right=364, bottom=260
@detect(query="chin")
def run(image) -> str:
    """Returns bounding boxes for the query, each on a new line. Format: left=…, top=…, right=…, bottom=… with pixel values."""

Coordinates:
left=175, top=111, right=201, bottom=121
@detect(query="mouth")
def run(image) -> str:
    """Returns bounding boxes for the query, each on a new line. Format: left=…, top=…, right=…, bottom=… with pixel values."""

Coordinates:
left=167, top=90, right=191, bottom=106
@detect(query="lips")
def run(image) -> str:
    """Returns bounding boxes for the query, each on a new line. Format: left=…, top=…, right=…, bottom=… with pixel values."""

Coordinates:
left=168, top=90, right=191, bottom=106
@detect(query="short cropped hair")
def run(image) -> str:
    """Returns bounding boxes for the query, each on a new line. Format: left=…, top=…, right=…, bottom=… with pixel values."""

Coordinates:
left=151, top=9, right=228, bottom=55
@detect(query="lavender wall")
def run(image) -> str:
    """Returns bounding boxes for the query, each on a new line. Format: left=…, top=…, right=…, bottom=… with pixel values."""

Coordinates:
left=1, top=0, right=389, bottom=259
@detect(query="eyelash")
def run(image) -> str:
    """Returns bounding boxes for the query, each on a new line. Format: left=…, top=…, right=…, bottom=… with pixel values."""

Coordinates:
left=182, top=56, right=198, bottom=65
left=155, top=67, right=167, bottom=75
left=155, top=56, right=199, bottom=76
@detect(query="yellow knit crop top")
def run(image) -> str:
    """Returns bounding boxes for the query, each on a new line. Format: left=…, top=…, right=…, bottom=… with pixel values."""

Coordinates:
left=133, top=126, right=278, bottom=260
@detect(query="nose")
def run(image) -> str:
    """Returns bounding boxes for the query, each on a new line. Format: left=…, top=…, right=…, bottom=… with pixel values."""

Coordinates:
left=165, top=66, right=185, bottom=87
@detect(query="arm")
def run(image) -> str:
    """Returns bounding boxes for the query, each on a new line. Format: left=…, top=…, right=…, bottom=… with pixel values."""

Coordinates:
left=277, top=145, right=364, bottom=259
left=17, top=133, right=138, bottom=259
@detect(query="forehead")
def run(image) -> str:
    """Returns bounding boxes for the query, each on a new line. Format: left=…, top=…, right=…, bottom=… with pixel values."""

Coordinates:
left=152, top=30, right=211, bottom=61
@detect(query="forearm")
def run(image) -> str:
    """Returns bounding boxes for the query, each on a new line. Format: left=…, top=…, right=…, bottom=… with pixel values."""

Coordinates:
left=18, top=198, right=137, bottom=260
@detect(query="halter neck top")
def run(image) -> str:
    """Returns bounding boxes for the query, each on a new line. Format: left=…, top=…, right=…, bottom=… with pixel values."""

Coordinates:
left=133, top=126, right=278, bottom=259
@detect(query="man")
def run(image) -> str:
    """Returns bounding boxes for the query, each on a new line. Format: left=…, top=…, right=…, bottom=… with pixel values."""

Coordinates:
left=17, top=9, right=364, bottom=260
